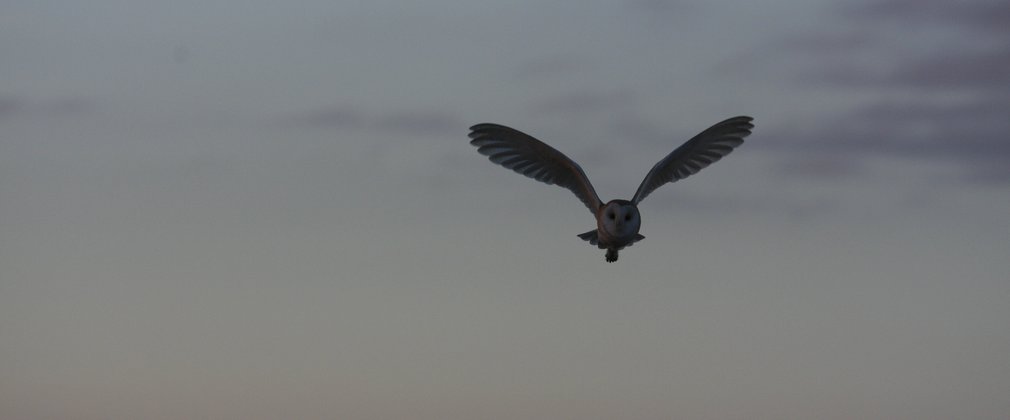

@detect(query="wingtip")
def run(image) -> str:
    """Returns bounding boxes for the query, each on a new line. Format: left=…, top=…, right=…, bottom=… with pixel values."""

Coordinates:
left=468, top=123, right=498, bottom=141
left=468, top=122, right=510, bottom=132
left=722, top=116, right=755, bottom=134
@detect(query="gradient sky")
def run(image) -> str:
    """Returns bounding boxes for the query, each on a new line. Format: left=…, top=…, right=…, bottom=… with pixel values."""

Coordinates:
left=2, top=1, right=1008, bottom=419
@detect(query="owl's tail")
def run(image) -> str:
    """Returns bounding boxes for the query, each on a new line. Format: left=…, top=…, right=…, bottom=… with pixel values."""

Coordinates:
left=577, top=230, right=602, bottom=247
left=578, top=230, right=646, bottom=250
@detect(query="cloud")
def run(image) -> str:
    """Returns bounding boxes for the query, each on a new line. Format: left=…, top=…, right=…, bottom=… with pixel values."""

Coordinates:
left=606, top=116, right=670, bottom=143
left=727, top=0, right=1010, bottom=184
left=513, top=55, right=592, bottom=81
left=372, top=112, right=459, bottom=135
left=0, top=95, right=23, bottom=119
left=0, top=94, right=91, bottom=120
left=626, top=0, right=695, bottom=15
left=796, top=42, right=1010, bottom=92
left=532, top=88, right=636, bottom=115
left=880, top=48, right=1010, bottom=90
left=771, top=154, right=861, bottom=179
left=283, top=106, right=460, bottom=135
left=640, top=185, right=842, bottom=222
left=844, top=0, right=1010, bottom=35
left=961, top=161, right=1010, bottom=186
left=790, top=0, right=1010, bottom=91
left=287, top=107, right=364, bottom=129
left=761, top=95, right=1010, bottom=183
left=782, top=31, right=874, bottom=53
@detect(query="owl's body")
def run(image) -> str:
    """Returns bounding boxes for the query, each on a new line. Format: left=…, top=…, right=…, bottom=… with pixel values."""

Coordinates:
left=578, top=200, right=644, bottom=262
left=469, top=116, right=753, bottom=262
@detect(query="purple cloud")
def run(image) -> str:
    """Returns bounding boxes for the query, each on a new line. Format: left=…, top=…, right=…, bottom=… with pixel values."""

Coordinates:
left=846, top=0, right=1010, bottom=35
left=761, top=95, right=1010, bottom=183
left=730, top=0, right=1010, bottom=184
left=797, top=43, right=1010, bottom=92
left=885, top=47, right=1010, bottom=90
left=795, top=0, right=1010, bottom=91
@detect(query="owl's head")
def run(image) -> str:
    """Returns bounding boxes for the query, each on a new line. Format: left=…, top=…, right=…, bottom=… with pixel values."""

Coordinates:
left=599, top=199, right=641, bottom=238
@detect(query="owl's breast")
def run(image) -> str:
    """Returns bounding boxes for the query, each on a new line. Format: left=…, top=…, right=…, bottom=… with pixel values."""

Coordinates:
left=595, top=226, right=643, bottom=251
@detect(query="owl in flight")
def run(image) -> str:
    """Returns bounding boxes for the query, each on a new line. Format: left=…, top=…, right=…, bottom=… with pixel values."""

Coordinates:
left=469, top=116, right=753, bottom=262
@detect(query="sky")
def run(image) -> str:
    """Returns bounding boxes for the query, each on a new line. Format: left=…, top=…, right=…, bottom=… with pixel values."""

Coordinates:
left=1, top=0, right=1008, bottom=419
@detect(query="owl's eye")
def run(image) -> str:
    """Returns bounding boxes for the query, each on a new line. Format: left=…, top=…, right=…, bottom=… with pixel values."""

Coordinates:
left=624, top=214, right=632, bottom=221
left=608, top=212, right=616, bottom=220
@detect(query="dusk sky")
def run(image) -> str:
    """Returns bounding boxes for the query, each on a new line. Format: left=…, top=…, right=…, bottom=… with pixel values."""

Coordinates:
left=2, top=1, right=1008, bottom=419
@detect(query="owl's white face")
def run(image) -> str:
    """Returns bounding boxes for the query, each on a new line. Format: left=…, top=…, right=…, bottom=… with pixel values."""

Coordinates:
left=599, top=200, right=641, bottom=239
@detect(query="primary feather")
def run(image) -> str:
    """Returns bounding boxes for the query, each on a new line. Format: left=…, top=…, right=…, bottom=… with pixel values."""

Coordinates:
left=631, top=116, right=752, bottom=204
left=469, top=123, right=603, bottom=213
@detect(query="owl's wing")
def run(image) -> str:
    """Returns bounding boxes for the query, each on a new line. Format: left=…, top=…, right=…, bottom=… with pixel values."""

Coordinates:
left=630, top=116, right=753, bottom=205
left=470, top=123, right=603, bottom=213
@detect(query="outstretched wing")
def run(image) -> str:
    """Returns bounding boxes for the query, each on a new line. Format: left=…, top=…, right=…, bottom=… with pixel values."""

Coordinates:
left=631, top=116, right=753, bottom=205
left=469, top=123, right=603, bottom=213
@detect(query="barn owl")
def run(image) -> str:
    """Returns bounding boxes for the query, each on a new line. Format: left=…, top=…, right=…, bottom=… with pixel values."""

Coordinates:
left=469, top=116, right=753, bottom=262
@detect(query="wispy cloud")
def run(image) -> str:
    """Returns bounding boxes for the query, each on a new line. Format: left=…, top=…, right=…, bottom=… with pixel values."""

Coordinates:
left=0, top=95, right=22, bottom=120
left=733, top=0, right=1010, bottom=184
left=606, top=116, right=670, bottom=143
left=786, top=0, right=1010, bottom=91
left=844, top=0, right=1010, bottom=34
left=283, top=106, right=460, bottom=135
left=626, top=0, right=696, bottom=15
left=532, top=88, right=636, bottom=115
left=0, top=94, right=91, bottom=120
left=888, top=49, right=1010, bottom=90
left=761, top=95, right=1010, bottom=183
left=513, top=55, right=593, bottom=81
left=290, top=106, right=364, bottom=129
left=796, top=40, right=1010, bottom=91
left=771, top=154, right=862, bottom=179
left=372, top=112, right=459, bottom=135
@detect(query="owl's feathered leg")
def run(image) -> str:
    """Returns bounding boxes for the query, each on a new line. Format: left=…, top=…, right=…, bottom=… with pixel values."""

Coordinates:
left=605, top=248, right=618, bottom=263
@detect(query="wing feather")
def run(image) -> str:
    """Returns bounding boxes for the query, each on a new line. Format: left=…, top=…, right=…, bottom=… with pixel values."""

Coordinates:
left=470, top=123, right=603, bottom=213
left=631, top=116, right=753, bottom=205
